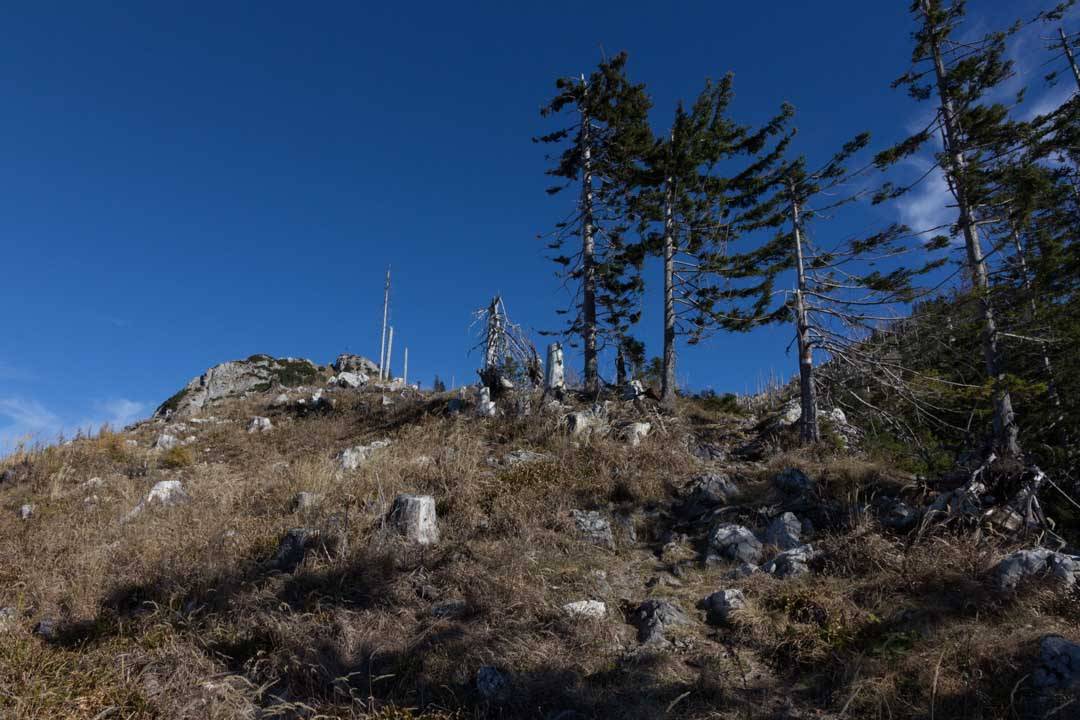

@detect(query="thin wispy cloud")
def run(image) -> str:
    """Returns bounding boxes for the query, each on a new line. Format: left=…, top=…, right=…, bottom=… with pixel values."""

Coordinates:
left=0, top=396, right=148, bottom=453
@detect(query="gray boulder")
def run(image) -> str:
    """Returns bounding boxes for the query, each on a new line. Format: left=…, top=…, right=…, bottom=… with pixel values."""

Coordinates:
left=774, top=468, right=814, bottom=495
left=124, top=480, right=189, bottom=521
left=765, top=512, right=802, bottom=550
left=389, top=494, right=439, bottom=545
left=763, top=545, right=816, bottom=578
left=993, top=548, right=1077, bottom=592
left=701, top=589, right=747, bottom=624
left=1033, top=635, right=1080, bottom=690
left=332, top=371, right=368, bottom=389
left=707, top=523, right=763, bottom=564
left=630, top=598, right=690, bottom=646
left=18, top=503, right=33, bottom=520
left=155, top=355, right=322, bottom=418
left=571, top=510, right=615, bottom=549
left=680, top=473, right=738, bottom=518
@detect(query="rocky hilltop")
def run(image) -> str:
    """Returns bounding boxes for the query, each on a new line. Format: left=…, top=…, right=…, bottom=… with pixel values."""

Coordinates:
left=0, top=357, right=1077, bottom=719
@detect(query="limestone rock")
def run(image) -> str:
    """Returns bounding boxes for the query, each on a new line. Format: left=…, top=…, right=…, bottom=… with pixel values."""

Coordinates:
left=339, top=439, right=391, bottom=470
left=389, top=494, right=439, bottom=545
left=333, top=353, right=380, bottom=376
left=1033, top=635, right=1080, bottom=690
left=774, top=467, right=814, bottom=495
left=476, top=386, right=496, bottom=418
left=270, top=393, right=290, bottom=407
left=622, top=380, right=645, bottom=401
left=630, top=598, right=689, bottom=646
left=571, top=509, right=615, bottom=549
left=993, top=548, right=1077, bottom=592
left=155, top=355, right=322, bottom=418
left=765, top=512, right=802, bottom=550
left=34, top=618, right=60, bottom=641
left=680, top=473, right=738, bottom=518
left=247, top=416, right=273, bottom=433
left=0, top=606, right=17, bottom=631
left=333, top=371, right=368, bottom=389
left=621, top=422, right=651, bottom=447
left=18, top=503, right=33, bottom=520
left=154, top=433, right=179, bottom=451
left=701, top=589, right=746, bottom=624
left=707, top=523, right=763, bottom=564
left=763, top=545, right=816, bottom=578
left=562, top=600, right=606, bottom=619
left=125, top=480, right=189, bottom=521
left=502, top=449, right=550, bottom=466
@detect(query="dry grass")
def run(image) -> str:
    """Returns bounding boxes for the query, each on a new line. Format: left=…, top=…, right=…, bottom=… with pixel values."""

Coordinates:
left=0, top=386, right=1076, bottom=719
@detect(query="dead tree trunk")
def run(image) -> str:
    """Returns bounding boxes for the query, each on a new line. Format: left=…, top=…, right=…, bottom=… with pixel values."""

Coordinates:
left=661, top=142, right=677, bottom=408
left=921, top=0, right=1021, bottom=457
left=790, top=187, right=819, bottom=444
left=580, top=76, right=599, bottom=396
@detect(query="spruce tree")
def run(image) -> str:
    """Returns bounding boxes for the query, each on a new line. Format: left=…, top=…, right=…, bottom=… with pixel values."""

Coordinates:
left=537, top=53, right=652, bottom=395
left=875, top=0, right=1026, bottom=457
left=635, top=78, right=793, bottom=408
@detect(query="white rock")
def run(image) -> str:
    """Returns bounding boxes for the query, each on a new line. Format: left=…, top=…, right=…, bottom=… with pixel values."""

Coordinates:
left=270, top=393, right=290, bottom=407
left=147, top=479, right=189, bottom=506
left=154, top=433, right=179, bottom=451
left=622, top=422, right=651, bottom=447
left=334, top=371, right=368, bottom=389
left=622, top=379, right=645, bottom=400
left=247, top=416, right=273, bottom=433
left=389, top=494, right=439, bottom=545
left=18, top=504, right=33, bottom=520
left=339, top=439, right=391, bottom=470
left=476, top=386, right=496, bottom=418
left=562, top=600, right=606, bottom=619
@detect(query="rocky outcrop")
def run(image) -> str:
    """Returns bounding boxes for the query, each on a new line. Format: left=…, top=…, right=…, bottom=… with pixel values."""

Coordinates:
left=765, top=512, right=802, bottom=550
left=332, top=354, right=380, bottom=376
left=156, top=355, right=323, bottom=418
left=701, top=589, right=746, bottom=624
left=339, top=439, right=391, bottom=470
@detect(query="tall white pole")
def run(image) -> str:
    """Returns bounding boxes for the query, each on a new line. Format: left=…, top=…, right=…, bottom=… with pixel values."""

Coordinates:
left=386, top=326, right=394, bottom=382
left=403, top=347, right=409, bottom=387
left=379, top=267, right=391, bottom=381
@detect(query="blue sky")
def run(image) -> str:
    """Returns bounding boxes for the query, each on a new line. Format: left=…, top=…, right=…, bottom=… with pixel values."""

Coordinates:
left=0, top=0, right=1072, bottom=448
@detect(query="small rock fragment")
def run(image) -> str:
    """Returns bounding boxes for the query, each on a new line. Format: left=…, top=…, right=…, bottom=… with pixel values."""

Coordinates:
left=18, top=503, right=33, bottom=520
left=562, top=600, right=606, bottom=619
left=630, top=598, right=690, bottom=646
left=763, top=545, right=816, bottom=578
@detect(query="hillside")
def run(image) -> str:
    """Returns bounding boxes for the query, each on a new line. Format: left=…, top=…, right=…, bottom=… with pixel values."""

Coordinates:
left=1, top=356, right=1078, bottom=720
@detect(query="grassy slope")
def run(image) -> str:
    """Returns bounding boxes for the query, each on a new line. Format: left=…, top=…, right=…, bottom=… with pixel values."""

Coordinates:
left=0, top=388, right=1077, bottom=719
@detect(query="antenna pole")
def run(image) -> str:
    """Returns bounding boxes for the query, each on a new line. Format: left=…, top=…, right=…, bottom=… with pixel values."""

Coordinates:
left=379, top=267, right=391, bottom=381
